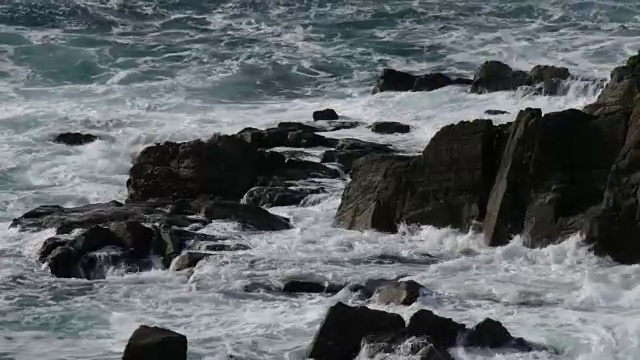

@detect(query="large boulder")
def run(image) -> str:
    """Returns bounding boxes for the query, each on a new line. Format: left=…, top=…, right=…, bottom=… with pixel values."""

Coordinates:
left=307, top=302, right=405, bottom=360
left=38, top=236, right=71, bottom=262
left=313, top=108, right=339, bottom=121
left=122, top=325, right=187, bottom=360
left=372, top=68, right=472, bottom=94
left=471, top=61, right=529, bottom=93
left=52, top=132, right=98, bottom=146
left=108, top=221, right=155, bottom=258
left=407, top=310, right=467, bottom=348
left=46, top=246, right=82, bottom=278
left=127, top=135, right=284, bottom=202
left=463, top=318, right=532, bottom=350
left=483, top=108, right=626, bottom=247
left=528, top=65, right=570, bottom=95
left=335, top=119, right=505, bottom=232
left=71, top=225, right=124, bottom=253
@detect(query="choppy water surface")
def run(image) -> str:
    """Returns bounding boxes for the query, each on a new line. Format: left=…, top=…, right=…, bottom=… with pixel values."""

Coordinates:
left=1, top=1, right=640, bottom=359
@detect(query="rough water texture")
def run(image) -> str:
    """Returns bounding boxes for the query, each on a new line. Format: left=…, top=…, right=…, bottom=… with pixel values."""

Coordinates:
left=1, top=0, right=640, bottom=359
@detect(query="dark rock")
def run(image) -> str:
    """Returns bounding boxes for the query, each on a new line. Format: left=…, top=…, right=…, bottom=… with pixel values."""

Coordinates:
left=189, top=242, right=251, bottom=252
left=471, top=61, right=529, bottom=93
left=313, top=108, right=339, bottom=121
left=52, top=132, right=98, bottom=146
left=484, top=109, right=510, bottom=115
left=282, top=280, right=344, bottom=294
left=71, top=225, right=124, bottom=253
left=38, top=236, right=71, bottom=262
left=270, top=159, right=340, bottom=181
left=10, top=201, right=163, bottom=234
left=276, top=122, right=321, bottom=132
left=371, top=122, right=411, bottom=134
left=372, top=68, right=472, bottom=94
left=127, top=135, right=285, bottom=202
left=463, top=318, right=515, bottom=349
left=170, top=251, right=211, bottom=271
left=46, top=246, right=82, bottom=278
left=154, top=227, right=189, bottom=267
left=335, top=119, right=504, bottom=232
left=314, top=120, right=363, bottom=132
left=108, top=221, right=155, bottom=258
left=321, top=138, right=396, bottom=172
left=242, top=186, right=324, bottom=207
left=584, top=51, right=640, bottom=117
left=483, top=108, right=626, bottom=247
left=237, top=127, right=336, bottom=149
left=419, top=344, right=456, bottom=360
left=407, top=310, right=467, bottom=348
left=372, top=280, right=424, bottom=306
left=201, top=201, right=291, bottom=231
left=307, top=302, right=405, bottom=360
left=79, top=246, right=136, bottom=280
left=161, top=228, right=228, bottom=244
left=528, top=65, right=570, bottom=95
left=122, top=325, right=187, bottom=360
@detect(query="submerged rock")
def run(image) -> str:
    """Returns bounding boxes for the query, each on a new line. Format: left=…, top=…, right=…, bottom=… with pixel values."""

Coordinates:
left=122, top=325, right=187, bottom=360
left=313, top=108, right=339, bottom=121
left=282, top=280, right=345, bottom=294
left=307, top=302, right=405, bottom=360
left=242, top=186, right=324, bottom=207
left=371, top=121, right=411, bottom=134
left=371, top=280, right=424, bottom=306
left=484, top=109, right=510, bottom=115
left=52, top=132, right=98, bottom=146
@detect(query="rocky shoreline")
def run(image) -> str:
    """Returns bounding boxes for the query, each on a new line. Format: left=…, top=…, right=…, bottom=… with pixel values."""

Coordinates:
left=11, top=52, right=640, bottom=358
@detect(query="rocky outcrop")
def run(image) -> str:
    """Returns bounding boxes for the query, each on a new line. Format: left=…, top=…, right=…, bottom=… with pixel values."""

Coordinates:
left=309, top=304, right=545, bottom=360
left=372, top=68, right=472, bottom=94
left=335, top=119, right=505, bottom=232
left=483, top=108, right=626, bottom=247
left=122, top=325, right=187, bottom=360
left=583, top=51, right=640, bottom=264
left=127, top=135, right=285, bottom=202
left=52, top=132, right=98, bottom=145
left=313, top=108, right=339, bottom=121
left=307, top=302, right=406, bottom=360
left=371, top=121, right=411, bottom=134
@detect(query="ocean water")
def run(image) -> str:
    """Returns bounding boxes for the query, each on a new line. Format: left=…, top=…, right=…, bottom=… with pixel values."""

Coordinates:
left=1, top=0, right=640, bottom=359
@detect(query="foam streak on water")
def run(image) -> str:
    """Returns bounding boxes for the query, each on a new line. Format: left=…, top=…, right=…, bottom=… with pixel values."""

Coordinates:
left=1, top=0, right=640, bottom=359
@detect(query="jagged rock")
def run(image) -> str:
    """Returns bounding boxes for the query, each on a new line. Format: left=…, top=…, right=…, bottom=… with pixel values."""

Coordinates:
left=471, top=61, right=529, bottom=93
left=372, top=68, right=472, bottom=94
left=46, top=246, right=82, bottom=278
left=38, top=236, right=71, bottom=262
left=237, top=127, right=337, bottom=149
left=52, top=132, right=98, bottom=146
left=484, top=109, right=510, bottom=115
left=170, top=251, right=211, bottom=271
left=335, top=119, right=505, bottom=232
left=71, top=225, right=124, bottom=253
left=407, top=310, right=467, bottom=348
left=321, top=138, right=395, bottom=172
left=371, top=121, right=411, bottom=134
left=483, top=108, right=626, bottom=247
left=313, top=108, right=339, bottom=121
left=372, top=280, right=424, bottom=306
left=122, top=325, right=187, bottom=360
left=242, top=186, right=324, bottom=207
left=282, top=280, right=345, bottom=294
left=109, top=221, right=155, bottom=258
left=127, top=135, right=285, bottom=202
left=201, top=201, right=291, bottom=231
left=307, top=302, right=405, bottom=360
